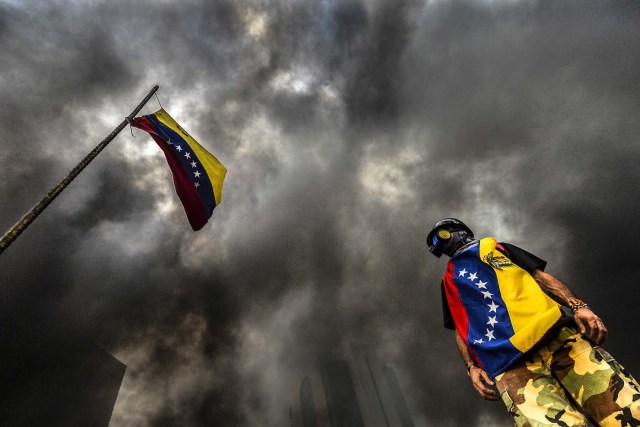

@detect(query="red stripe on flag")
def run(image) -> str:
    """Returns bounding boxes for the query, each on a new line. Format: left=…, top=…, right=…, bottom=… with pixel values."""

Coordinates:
left=131, top=117, right=208, bottom=230
left=443, top=261, right=482, bottom=368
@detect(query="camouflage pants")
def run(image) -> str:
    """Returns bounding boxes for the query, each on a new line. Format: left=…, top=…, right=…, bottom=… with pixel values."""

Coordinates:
left=494, top=326, right=640, bottom=426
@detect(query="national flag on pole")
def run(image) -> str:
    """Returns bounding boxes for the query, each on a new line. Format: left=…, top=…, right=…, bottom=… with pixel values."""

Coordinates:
left=131, top=109, right=226, bottom=231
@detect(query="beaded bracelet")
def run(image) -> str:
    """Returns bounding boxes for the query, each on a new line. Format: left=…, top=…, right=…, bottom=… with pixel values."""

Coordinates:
left=568, top=298, right=590, bottom=314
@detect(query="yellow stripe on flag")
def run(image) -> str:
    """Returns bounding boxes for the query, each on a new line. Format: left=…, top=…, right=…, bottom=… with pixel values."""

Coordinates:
left=479, top=238, right=562, bottom=352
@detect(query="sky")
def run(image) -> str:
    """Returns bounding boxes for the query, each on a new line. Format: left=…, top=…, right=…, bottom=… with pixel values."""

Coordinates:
left=1, top=0, right=639, bottom=425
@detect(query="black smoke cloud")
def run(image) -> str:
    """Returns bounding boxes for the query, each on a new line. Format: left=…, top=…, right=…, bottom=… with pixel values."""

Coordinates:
left=1, top=0, right=639, bottom=425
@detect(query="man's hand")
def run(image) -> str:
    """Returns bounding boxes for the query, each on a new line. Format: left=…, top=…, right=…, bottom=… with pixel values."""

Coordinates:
left=531, top=269, right=608, bottom=345
left=574, top=308, right=607, bottom=345
left=468, top=365, right=499, bottom=401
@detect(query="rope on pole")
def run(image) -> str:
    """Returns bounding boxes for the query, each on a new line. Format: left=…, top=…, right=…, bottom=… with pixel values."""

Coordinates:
left=0, top=84, right=160, bottom=256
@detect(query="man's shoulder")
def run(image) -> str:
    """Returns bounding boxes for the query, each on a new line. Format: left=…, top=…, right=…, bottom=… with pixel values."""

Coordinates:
left=496, top=242, right=547, bottom=273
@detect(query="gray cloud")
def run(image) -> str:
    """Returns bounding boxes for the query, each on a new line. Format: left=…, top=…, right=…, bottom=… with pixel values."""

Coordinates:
left=1, top=0, right=640, bottom=425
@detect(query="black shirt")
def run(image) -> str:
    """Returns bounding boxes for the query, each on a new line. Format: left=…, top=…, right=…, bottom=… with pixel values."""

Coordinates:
left=441, top=241, right=547, bottom=330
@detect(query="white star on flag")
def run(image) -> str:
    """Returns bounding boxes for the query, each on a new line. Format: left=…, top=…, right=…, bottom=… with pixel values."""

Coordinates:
left=194, top=171, right=201, bottom=178
left=194, top=182, right=200, bottom=188
left=185, top=152, right=191, bottom=159
left=458, top=268, right=468, bottom=277
left=468, top=272, right=478, bottom=281
left=175, top=145, right=183, bottom=152
left=473, top=339, right=484, bottom=344
left=487, top=316, right=498, bottom=327
left=481, top=290, right=494, bottom=299
left=485, top=329, right=495, bottom=341
left=488, top=301, right=499, bottom=312
left=191, top=161, right=197, bottom=168
left=476, top=280, right=487, bottom=289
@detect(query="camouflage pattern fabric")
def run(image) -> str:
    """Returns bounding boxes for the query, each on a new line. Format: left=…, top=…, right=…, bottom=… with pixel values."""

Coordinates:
left=494, top=326, right=640, bottom=426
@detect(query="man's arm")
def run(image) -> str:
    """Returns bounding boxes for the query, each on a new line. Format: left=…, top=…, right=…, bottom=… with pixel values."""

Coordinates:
left=531, top=269, right=608, bottom=345
left=454, top=330, right=499, bottom=401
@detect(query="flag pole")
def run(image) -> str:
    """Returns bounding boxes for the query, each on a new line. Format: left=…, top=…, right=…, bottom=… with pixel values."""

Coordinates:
left=0, top=84, right=160, bottom=256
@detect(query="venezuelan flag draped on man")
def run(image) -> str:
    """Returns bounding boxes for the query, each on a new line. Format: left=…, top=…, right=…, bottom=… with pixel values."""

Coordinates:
left=132, top=109, right=226, bottom=231
left=427, top=218, right=640, bottom=426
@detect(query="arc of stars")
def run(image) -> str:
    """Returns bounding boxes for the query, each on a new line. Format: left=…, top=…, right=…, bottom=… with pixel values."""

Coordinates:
left=456, top=267, right=502, bottom=346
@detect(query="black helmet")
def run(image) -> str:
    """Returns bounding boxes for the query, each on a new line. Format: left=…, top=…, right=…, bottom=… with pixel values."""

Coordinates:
left=426, top=218, right=474, bottom=257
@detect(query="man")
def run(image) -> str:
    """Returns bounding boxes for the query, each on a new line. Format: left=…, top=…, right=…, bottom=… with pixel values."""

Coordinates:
left=427, top=218, right=640, bottom=426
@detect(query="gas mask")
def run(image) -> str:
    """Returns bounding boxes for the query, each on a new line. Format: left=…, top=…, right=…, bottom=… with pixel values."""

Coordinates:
left=429, top=228, right=474, bottom=258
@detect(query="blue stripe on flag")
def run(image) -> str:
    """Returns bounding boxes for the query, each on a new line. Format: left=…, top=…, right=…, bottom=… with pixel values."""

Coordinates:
left=146, top=114, right=216, bottom=217
left=452, top=244, right=522, bottom=377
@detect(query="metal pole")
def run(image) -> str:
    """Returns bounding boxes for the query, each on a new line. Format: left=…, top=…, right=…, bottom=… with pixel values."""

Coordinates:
left=0, top=84, right=160, bottom=255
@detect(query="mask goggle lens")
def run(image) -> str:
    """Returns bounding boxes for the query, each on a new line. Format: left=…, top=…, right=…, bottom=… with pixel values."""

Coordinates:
left=431, top=228, right=454, bottom=250
left=437, top=229, right=452, bottom=240
left=429, top=227, right=467, bottom=257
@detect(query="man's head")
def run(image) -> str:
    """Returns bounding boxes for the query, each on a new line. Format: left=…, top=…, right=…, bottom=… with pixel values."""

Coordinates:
left=426, top=218, right=475, bottom=258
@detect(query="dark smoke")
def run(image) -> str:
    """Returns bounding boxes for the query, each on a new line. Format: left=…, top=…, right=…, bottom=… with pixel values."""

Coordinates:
left=1, top=0, right=639, bottom=425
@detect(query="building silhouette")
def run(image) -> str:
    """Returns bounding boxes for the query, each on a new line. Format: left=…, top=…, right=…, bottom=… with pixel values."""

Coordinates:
left=289, top=342, right=415, bottom=427
left=1, top=319, right=125, bottom=427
